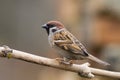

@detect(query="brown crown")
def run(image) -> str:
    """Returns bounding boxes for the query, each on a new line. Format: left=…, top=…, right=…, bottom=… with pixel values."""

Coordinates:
left=47, top=21, right=64, bottom=29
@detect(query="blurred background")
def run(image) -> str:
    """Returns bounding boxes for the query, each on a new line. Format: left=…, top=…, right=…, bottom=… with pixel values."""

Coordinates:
left=0, top=0, right=120, bottom=80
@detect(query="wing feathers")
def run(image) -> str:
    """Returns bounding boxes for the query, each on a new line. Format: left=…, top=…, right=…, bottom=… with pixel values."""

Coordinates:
left=53, top=29, right=88, bottom=56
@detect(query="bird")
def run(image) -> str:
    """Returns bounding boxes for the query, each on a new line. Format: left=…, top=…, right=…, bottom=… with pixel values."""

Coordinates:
left=42, top=21, right=110, bottom=66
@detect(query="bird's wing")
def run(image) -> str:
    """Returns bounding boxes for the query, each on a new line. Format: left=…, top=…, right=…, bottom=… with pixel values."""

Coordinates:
left=53, top=29, right=89, bottom=56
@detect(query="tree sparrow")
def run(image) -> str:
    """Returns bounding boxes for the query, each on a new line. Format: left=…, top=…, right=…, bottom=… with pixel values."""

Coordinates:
left=42, top=21, right=109, bottom=66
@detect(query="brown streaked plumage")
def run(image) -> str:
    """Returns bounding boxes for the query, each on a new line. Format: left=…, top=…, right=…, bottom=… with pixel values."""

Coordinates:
left=53, top=30, right=87, bottom=56
left=42, top=21, right=110, bottom=66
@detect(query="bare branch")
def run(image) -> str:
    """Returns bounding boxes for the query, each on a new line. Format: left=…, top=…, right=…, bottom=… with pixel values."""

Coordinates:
left=0, top=46, right=120, bottom=78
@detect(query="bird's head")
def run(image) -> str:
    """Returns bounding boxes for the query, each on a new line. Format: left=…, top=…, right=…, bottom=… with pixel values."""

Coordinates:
left=42, top=21, right=64, bottom=35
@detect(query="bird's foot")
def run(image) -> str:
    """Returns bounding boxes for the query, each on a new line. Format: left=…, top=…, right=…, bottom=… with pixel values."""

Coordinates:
left=55, top=58, right=73, bottom=65
left=78, top=62, right=94, bottom=78
left=61, top=60, right=73, bottom=65
left=68, top=60, right=74, bottom=64
left=1, top=45, right=13, bottom=59
left=55, top=58, right=64, bottom=63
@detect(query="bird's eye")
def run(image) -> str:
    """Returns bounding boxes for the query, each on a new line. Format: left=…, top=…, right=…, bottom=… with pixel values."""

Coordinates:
left=47, top=24, right=55, bottom=28
left=52, top=29, right=57, bottom=32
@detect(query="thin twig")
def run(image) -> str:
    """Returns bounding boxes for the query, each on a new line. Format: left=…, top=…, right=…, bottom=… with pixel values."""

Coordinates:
left=0, top=46, right=120, bottom=78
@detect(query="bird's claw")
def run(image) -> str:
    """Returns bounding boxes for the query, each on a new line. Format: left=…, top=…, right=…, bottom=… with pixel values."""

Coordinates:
left=55, top=58, right=73, bottom=65
left=2, top=45, right=13, bottom=58
left=78, top=62, right=94, bottom=78
left=60, top=60, right=73, bottom=65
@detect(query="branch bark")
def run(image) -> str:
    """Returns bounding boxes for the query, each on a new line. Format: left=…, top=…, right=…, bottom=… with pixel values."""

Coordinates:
left=0, top=46, right=120, bottom=78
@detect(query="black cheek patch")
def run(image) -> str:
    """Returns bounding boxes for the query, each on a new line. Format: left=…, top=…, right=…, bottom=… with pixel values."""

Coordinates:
left=52, top=29, right=57, bottom=32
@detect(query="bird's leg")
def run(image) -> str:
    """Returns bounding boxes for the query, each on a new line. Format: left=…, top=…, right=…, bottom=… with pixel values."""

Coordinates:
left=68, top=60, right=74, bottom=64
left=55, top=57, right=64, bottom=63
left=55, top=57, right=73, bottom=65
left=78, top=62, right=94, bottom=78
left=61, top=57, right=72, bottom=65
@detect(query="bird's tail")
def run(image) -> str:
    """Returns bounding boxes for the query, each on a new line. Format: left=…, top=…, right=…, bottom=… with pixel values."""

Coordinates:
left=88, top=54, right=110, bottom=66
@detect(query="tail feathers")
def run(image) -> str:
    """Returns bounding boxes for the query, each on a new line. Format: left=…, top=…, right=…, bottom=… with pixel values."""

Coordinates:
left=88, top=54, right=110, bottom=66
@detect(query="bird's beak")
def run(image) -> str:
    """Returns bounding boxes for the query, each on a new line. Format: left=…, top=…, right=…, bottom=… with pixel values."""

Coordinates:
left=42, top=24, right=47, bottom=28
